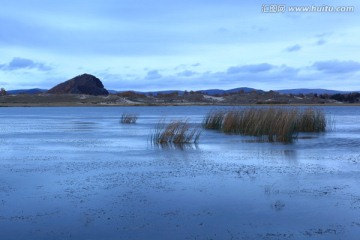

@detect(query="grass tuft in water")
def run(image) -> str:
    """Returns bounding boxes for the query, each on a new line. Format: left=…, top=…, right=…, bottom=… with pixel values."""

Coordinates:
left=295, top=108, right=326, bottom=132
left=120, top=113, right=138, bottom=124
left=203, top=110, right=225, bottom=130
left=151, top=120, right=201, bottom=145
left=203, top=108, right=327, bottom=143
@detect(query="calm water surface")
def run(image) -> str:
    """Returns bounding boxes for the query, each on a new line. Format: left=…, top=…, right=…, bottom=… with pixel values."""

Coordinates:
left=0, top=106, right=360, bottom=240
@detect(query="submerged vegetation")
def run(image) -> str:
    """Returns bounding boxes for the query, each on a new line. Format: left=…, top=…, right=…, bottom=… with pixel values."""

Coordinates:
left=120, top=113, right=138, bottom=124
left=203, top=108, right=328, bottom=143
left=150, top=120, right=201, bottom=145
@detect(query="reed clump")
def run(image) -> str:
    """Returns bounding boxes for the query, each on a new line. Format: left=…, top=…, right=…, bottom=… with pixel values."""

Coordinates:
left=295, top=108, right=326, bottom=132
left=203, top=110, right=225, bottom=130
left=120, top=113, right=138, bottom=124
left=203, top=108, right=327, bottom=143
left=151, top=120, right=201, bottom=145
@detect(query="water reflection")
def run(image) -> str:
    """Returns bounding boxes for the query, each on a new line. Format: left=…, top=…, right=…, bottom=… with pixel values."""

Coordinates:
left=68, top=121, right=98, bottom=131
left=1, top=106, right=360, bottom=240
left=150, top=142, right=199, bottom=150
left=283, top=149, right=297, bottom=159
left=255, top=149, right=298, bottom=161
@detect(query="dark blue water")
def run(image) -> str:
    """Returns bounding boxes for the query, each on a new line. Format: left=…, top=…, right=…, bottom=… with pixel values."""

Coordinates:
left=0, top=106, right=359, bottom=239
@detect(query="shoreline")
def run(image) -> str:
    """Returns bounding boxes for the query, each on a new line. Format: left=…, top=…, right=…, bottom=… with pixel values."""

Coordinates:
left=1, top=93, right=359, bottom=107
left=1, top=102, right=360, bottom=107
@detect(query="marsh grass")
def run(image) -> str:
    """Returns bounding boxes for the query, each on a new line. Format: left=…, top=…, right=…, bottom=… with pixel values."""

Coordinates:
left=151, top=119, right=201, bottom=145
left=295, top=108, right=326, bottom=132
left=120, top=113, right=138, bottom=124
left=203, top=110, right=225, bottom=130
left=203, top=108, right=327, bottom=143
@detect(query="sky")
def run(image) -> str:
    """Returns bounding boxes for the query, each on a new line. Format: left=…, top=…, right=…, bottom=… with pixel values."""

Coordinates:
left=0, top=0, right=359, bottom=91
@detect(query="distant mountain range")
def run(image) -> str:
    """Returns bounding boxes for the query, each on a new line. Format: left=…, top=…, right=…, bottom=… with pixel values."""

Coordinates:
left=276, top=88, right=351, bottom=95
left=114, top=87, right=262, bottom=96
left=7, top=88, right=48, bottom=94
left=200, top=87, right=263, bottom=95
left=6, top=87, right=357, bottom=95
left=105, top=88, right=358, bottom=95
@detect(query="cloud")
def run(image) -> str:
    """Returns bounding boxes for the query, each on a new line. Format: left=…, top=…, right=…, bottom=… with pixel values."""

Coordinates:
left=227, top=63, right=273, bottom=74
left=216, top=27, right=229, bottom=33
left=285, top=44, right=302, bottom=52
left=251, top=25, right=266, bottom=32
left=177, top=70, right=196, bottom=77
left=0, top=57, right=51, bottom=71
left=313, top=32, right=330, bottom=46
left=315, top=32, right=332, bottom=38
left=221, top=64, right=300, bottom=86
left=175, top=63, right=201, bottom=71
left=313, top=60, right=360, bottom=74
left=146, top=70, right=162, bottom=80
left=315, top=39, right=326, bottom=45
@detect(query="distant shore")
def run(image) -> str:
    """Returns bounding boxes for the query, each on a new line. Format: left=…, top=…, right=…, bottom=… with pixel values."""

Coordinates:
left=1, top=102, right=360, bottom=107
left=1, top=93, right=359, bottom=107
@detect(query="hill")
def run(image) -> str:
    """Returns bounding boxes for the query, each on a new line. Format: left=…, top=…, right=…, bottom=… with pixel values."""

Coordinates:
left=276, top=88, right=351, bottom=95
left=47, top=73, right=109, bottom=95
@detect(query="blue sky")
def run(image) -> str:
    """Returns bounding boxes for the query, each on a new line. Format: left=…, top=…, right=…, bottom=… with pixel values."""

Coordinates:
left=0, top=0, right=359, bottom=91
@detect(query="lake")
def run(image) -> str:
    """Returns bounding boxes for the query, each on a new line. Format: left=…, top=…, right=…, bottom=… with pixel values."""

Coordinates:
left=0, top=106, right=360, bottom=240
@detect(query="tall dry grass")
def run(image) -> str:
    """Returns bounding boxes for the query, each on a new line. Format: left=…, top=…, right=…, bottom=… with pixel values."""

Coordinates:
left=203, top=110, right=225, bottom=130
left=151, top=120, right=201, bottom=145
left=295, top=108, right=326, bottom=132
left=203, top=108, right=327, bottom=142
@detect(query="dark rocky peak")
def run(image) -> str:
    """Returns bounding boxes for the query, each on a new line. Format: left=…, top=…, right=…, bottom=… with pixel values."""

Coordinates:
left=48, top=73, right=109, bottom=95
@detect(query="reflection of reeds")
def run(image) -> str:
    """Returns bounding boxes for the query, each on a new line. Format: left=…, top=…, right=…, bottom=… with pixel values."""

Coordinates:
left=203, top=108, right=327, bottom=143
left=153, top=142, right=199, bottom=150
left=120, top=113, right=138, bottom=124
left=151, top=120, right=201, bottom=145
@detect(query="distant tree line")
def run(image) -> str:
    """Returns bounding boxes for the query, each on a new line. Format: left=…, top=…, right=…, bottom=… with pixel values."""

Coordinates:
left=319, top=92, right=360, bottom=103
left=117, top=91, right=146, bottom=99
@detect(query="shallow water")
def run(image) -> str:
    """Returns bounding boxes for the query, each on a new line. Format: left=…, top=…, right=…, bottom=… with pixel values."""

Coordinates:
left=0, top=106, right=360, bottom=240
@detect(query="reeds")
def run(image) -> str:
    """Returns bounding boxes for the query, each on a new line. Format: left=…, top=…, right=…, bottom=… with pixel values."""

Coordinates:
left=203, top=110, right=225, bottom=130
left=151, top=120, right=201, bottom=145
left=295, top=108, right=326, bottom=132
left=120, top=113, right=138, bottom=124
left=203, top=108, right=327, bottom=143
